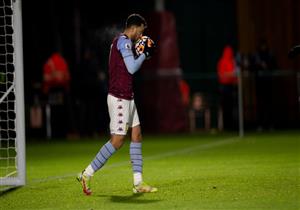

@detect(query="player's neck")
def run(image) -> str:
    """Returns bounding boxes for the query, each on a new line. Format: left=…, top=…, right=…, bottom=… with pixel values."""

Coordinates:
left=123, top=29, right=134, bottom=41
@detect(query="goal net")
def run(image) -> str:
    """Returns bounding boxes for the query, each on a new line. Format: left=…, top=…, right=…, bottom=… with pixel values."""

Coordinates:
left=0, top=0, right=25, bottom=187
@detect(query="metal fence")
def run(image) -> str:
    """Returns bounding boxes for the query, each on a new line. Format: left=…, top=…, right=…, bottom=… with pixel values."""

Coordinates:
left=25, top=69, right=300, bottom=139
left=182, top=70, right=300, bottom=134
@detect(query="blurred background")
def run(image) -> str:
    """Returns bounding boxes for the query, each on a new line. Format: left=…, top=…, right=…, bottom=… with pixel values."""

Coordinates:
left=22, top=0, right=300, bottom=139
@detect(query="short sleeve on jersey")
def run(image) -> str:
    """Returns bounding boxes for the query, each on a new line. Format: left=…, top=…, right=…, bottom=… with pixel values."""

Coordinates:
left=117, top=36, right=134, bottom=59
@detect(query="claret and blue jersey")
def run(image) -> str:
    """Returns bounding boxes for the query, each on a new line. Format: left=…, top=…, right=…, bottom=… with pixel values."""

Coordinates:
left=108, top=34, right=145, bottom=100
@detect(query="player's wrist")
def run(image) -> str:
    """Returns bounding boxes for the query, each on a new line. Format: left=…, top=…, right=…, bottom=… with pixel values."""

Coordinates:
left=144, top=52, right=152, bottom=60
left=141, top=53, right=146, bottom=59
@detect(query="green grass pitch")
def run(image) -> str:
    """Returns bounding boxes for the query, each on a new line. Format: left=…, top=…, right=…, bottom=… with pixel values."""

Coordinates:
left=1, top=131, right=299, bottom=210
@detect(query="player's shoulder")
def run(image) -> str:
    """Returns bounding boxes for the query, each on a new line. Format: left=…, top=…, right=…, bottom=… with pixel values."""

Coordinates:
left=118, top=33, right=129, bottom=40
left=117, top=34, right=132, bottom=50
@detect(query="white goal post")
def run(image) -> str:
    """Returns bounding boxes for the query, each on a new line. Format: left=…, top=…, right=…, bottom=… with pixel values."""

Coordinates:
left=0, top=0, right=25, bottom=187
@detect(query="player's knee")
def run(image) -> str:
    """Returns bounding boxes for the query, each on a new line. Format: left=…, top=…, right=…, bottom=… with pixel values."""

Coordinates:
left=110, top=135, right=126, bottom=149
left=131, top=133, right=142, bottom=141
left=131, top=131, right=142, bottom=142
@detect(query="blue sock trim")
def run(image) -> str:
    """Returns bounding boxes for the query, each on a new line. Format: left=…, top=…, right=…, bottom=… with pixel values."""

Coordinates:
left=130, top=142, right=143, bottom=173
left=90, top=140, right=116, bottom=172
left=106, top=141, right=116, bottom=153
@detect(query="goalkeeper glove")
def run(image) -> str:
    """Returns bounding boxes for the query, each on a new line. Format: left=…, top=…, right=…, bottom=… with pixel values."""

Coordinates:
left=143, top=37, right=156, bottom=59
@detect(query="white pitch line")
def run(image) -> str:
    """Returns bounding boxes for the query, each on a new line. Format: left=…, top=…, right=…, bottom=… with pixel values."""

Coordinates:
left=29, top=137, right=239, bottom=185
left=144, top=137, right=239, bottom=161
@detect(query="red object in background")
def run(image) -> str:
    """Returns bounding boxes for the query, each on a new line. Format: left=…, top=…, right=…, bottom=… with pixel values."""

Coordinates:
left=143, top=11, right=180, bottom=71
left=179, top=79, right=190, bottom=107
left=140, top=11, right=188, bottom=133
left=43, top=52, right=70, bottom=93
left=217, top=45, right=238, bottom=85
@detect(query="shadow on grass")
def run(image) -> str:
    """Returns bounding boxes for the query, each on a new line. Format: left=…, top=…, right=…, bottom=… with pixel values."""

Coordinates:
left=97, top=193, right=162, bottom=204
left=0, top=186, right=19, bottom=197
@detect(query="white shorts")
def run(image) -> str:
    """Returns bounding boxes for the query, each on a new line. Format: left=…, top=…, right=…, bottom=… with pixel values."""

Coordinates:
left=107, top=94, right=140, bottom=135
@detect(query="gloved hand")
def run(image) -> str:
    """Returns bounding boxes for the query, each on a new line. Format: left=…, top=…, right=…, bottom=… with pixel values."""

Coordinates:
left=143, top=37, right=156, bottom=59
left=135, top=36, right=156, bottom=59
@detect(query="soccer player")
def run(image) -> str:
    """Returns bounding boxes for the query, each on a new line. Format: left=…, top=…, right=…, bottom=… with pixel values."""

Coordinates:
left=77, top=14, right=157, bottom=195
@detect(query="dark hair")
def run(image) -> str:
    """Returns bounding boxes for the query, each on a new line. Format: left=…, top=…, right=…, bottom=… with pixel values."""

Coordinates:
left=126, top=14, right=147, bottom=28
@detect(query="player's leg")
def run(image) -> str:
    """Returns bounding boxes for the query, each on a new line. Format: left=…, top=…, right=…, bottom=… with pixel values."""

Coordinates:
left=77, top=94, right=129, bottom=195
left=130, top=125, right=143, bottom=186
left=85, top=135, right=125, bottom=176
left=129, top=101, right=157, bottom=193
left=77, top=137, right=119, bottom=195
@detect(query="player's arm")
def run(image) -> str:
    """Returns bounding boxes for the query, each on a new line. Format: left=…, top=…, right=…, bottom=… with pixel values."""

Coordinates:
left=117, top=37, right=146, bottom=74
